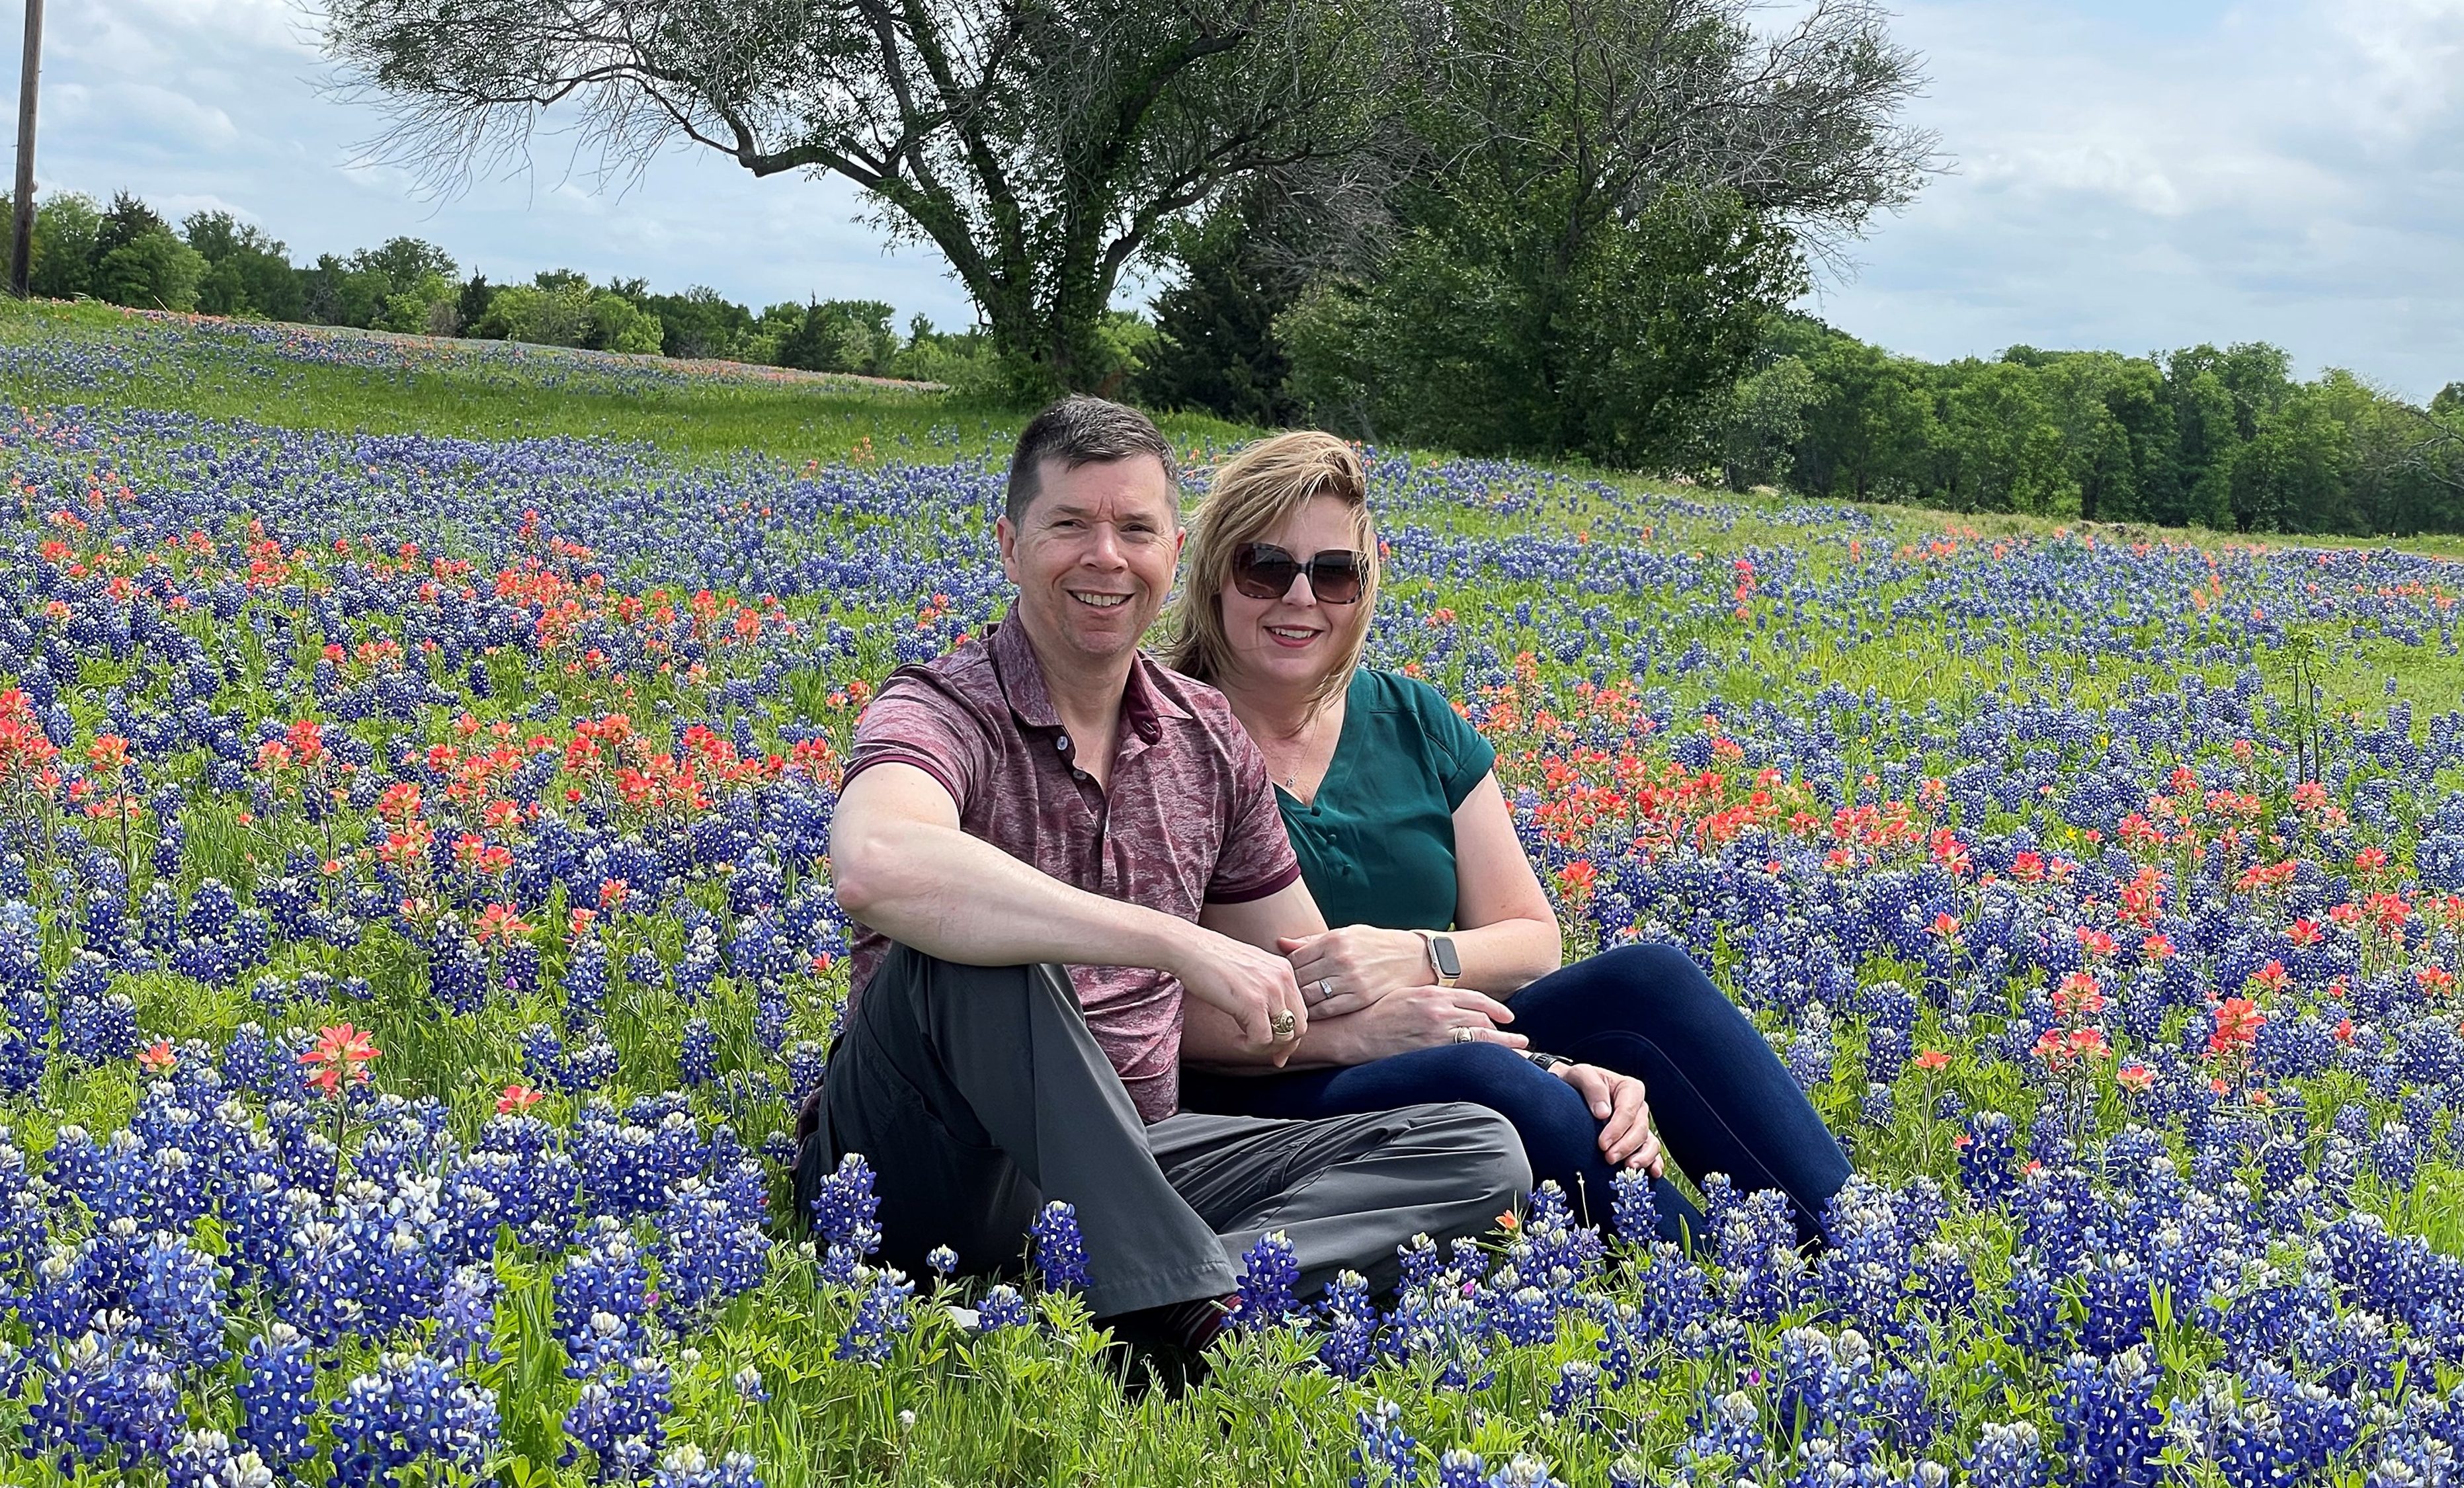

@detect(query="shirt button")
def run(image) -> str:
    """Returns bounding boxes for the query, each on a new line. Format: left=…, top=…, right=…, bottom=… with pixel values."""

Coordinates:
left=1055, top=733, right=1071, bottom=752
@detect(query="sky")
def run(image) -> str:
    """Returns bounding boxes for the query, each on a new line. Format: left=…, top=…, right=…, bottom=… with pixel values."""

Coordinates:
left=6, top=0, right=2460, bottom=400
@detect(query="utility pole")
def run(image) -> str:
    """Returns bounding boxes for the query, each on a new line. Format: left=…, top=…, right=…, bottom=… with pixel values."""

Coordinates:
left=9, top=0, right=40, bottom=299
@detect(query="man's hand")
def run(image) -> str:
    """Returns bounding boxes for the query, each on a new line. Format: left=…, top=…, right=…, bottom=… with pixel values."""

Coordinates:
left=1171, top=926, right=1310, bottom=1060
left=1553, top=1063, right=1664, bottom=1175
left=1279, top=926, right=1434, bottom=1017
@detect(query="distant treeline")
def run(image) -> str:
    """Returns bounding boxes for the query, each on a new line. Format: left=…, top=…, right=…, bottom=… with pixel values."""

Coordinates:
left=8, top=187, right=2459, bottom=537
left=1712, top=316, right=2464, bottom=536
left=0, top=188, right=1016, bottom=389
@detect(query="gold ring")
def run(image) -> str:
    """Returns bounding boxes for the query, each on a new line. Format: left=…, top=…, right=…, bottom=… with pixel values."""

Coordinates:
left=1270, top=1011, right=1297, bottom=1039
left=1450, top=1026, right=1473, bottom=1044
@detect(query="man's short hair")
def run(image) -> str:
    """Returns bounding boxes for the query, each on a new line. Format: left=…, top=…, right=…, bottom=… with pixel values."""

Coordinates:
left=1005, top=395, right=1180, bottom=527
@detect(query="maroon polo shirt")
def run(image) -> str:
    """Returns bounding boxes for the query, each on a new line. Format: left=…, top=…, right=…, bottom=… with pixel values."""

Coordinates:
left=841, top=612, right=1302, bottom=1122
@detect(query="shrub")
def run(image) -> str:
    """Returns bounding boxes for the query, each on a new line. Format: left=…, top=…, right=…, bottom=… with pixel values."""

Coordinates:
left=95, top=227, right=206, bottom=312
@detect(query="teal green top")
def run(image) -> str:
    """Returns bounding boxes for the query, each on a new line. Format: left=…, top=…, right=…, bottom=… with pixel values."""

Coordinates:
left=1278, top=668, right=1498, bottom=931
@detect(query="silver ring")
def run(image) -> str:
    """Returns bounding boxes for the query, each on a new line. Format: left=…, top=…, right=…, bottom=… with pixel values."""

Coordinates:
left=1450, top=1026, right=1473, bottom=1044
left=1317, top=978, right=1334, bottom=1003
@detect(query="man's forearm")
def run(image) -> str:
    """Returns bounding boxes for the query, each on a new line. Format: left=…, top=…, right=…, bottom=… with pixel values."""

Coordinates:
left=837, top=816, right=1197, bottom=975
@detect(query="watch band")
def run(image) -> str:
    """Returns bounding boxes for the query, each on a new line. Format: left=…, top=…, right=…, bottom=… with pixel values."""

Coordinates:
left=1414, top=928, right=1460, bottom=987
left=1524, top=1051, right=1572, bottom=1072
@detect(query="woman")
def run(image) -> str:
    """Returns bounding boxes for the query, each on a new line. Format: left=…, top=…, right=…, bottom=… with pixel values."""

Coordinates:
left=1169, top=431, right=1850, bottom=1247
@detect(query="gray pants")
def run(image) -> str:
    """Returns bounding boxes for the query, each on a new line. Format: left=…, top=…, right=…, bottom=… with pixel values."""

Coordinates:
left=796, top=944, right=1529, bottom=1316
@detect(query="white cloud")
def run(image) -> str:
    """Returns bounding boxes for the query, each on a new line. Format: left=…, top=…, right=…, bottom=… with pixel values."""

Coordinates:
left=1811, top=0, right=2464, bottom=399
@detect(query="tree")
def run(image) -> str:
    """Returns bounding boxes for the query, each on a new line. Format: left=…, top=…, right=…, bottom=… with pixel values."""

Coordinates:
left=776, top=300, right=900, bottom=374
left=183, top=211, right=304, bottom=319
left=1719, top=354, right=1817, bottom=489
left=95, top=228, right=206, bottom=311
left=94, top=192, right=171, bottom=264
left=322, top=0, right=1401, bottom=396
left=641, top=286, right=756, bottom=360
left=0, top=190, right=101, bottom=298
left=1135, top=182, right=1305, bottom=423
left=1280, top=0, right=1930, bottom=465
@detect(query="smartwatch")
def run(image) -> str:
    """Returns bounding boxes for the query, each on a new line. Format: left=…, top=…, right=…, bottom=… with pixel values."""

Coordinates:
left=1416, top=929, right=1461, bottom=987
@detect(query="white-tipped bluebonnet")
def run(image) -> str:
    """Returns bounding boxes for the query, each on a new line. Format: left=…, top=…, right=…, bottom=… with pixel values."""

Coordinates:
left=810, top=1151, right=882, bottom=1285
left=1234, top=1230, right=1300, bottom=1326
left=679, top=1016, right=718, bottom=1086
left=652, top=1444, right=766, bottom=1488
left=976, top=1284, right=1032, bottom=1332
left=236, top=1324, right=316, bottom=1465
left=2053, top=1347, right=2162, bottom=1488
left=24, top=1330, right=185, bottom=1473
left=1352, top=1398, right=1417, bottom=1487
left=563, top=1354, right=675, bottom=1482
left=1965, top=1420, right=2047, bottom=1487
left=926, top=1244, right=958, bottom=1276
left=130, top=1231, right=228, bottom=1368
left=654, top=1180, right=770, bottom=1319
left=1030, top=1200, right=1089, bottom=1292
left=1317, top=1269, right=1378, bottom=1379
left=327, top=1350, right=499, bottom=1488
left=834, top=1267, right=916, bottom=1364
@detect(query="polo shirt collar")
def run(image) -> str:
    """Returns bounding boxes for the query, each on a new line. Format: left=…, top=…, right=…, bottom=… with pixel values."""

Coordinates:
left=987, top=607, right=1190, bottom=744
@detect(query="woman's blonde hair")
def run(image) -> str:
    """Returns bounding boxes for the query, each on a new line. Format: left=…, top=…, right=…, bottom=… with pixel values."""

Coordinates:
left=1161, top=430, right=1380, bottom=712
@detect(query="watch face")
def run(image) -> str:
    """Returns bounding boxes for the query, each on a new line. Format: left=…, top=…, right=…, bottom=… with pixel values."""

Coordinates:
left=1431, top=935, right=1461, bottom=979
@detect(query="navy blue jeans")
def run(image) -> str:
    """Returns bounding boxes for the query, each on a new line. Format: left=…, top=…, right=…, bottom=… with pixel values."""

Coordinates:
left=1182, top=942, right=1851, bottom=1249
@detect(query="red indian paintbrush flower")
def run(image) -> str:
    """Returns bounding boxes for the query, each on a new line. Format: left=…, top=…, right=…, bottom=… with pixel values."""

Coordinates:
left=300, top=1023, right=380, bottom=1097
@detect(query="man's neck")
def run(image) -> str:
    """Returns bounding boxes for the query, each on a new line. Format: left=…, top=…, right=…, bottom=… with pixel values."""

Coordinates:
left=1023, top=627, right=1136, bottom=740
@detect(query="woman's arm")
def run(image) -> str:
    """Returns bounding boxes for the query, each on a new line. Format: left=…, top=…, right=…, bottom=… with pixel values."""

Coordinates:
left=1275, top=770, right=1561, bottom=1005
left=1444, top=770, right=1563, bottom=995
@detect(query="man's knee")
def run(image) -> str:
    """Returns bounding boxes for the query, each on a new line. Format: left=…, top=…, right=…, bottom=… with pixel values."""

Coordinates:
left=1420, top=1100, right=1532, bottom=1210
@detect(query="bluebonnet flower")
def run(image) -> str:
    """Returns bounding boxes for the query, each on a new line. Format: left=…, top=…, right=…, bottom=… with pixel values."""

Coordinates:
left=1235, top=1230, right=1301, bottom=1325
left=22, top=1330, right=185, bottom=1473
left=1545, top=1360, right=1600, bottom=1422
left=1031, top=1200, right=1090, bottom=1292
left=563, top=1354, right=675, bottom=1482
left=1610, top=1169, right=1659, bottom=1248
left=834, top=1268, right=916, bottom=1364
left=2053, top=1347, right=2162, bottom=1488
left=556, top=1219, right=654, bottom=1377
left=237, top=1323, right=317, bottom=1464
left=679, top=1016, right=718, bottom=1086
left=130, top=1231, right=229, bottom=1368
left=926, top=1245, right=958, bottom=1277
left=655, top=1180, right=770, bottom=1319
left=1353, top=1399, right=1418, bottom=1487
left=976, top=1284, right=1032, bottom=1332
left=1317, top=1269, right=1379, bottom=1378
left=652, top=1445, right=766, bottom=1488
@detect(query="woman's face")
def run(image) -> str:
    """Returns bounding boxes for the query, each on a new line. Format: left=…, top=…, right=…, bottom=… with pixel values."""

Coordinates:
left=1214, top=495, right=1372, bottom=697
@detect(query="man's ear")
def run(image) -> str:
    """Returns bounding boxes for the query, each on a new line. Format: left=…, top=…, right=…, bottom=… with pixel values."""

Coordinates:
left=995, top=513, right=1018, bottom=585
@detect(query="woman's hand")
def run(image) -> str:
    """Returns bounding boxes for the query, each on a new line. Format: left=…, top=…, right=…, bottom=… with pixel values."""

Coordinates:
left=1311, top=985, right=1525, bottom=1063
left=1280, top=926, right=1436, bottom=1018
left=1552, top=1063, right=1664, bottom=1176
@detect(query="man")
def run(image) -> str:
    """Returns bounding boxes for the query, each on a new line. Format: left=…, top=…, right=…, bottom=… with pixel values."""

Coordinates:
left=800, top=395, right=1526, bottom=1372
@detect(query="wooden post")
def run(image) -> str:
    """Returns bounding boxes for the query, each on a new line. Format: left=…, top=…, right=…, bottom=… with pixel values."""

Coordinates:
left=9, top=0, right=42, bottom=299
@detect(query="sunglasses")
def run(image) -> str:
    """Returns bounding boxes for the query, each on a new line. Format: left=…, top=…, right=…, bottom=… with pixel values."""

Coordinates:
left=1231, top=542, right=1368, bottom=604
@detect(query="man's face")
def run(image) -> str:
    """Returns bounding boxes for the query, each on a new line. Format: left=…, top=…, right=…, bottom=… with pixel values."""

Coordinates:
left=996, top=454, right=1183, bottom=673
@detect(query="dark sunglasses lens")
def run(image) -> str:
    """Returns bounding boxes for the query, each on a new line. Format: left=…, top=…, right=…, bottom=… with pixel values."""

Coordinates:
left=1309, top=554, right=1364, bottom=603
left=1233, top=546, right=1301, bottom=599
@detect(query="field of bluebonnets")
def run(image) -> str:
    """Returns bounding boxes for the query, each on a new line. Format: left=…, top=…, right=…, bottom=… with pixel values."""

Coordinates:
left=3, top=300, right=2464, bottom=1488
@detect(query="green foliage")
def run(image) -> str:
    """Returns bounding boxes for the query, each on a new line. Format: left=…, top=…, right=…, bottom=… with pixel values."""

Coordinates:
left=774, top=300, right=899, bottom=376
left=476, top=281, right=598, bottom=347
left=94, top=227, right=207, bottom=311
left=1135, top=187, right=1302, bottom=425
left=1748, top=316, right=2464, bottom=536
left=1287, top=185, right=1798, bottom=466
left=0, top=190, right=103, bottom=298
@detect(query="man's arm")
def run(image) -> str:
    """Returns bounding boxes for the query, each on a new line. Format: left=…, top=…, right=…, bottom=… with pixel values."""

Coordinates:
left=830, top=761, right=1305, bottom=1051
left=1182, top=880, right=1331, bottom=1070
